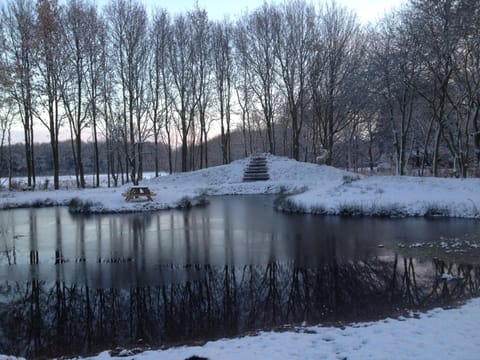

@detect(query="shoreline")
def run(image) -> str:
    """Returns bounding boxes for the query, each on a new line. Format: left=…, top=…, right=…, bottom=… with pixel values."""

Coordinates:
left=1, top=155, right=479, bottom=219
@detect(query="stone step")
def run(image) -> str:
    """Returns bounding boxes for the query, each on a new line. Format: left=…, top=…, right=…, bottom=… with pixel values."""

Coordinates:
left=244, top=166, right=268, bottom=171
left=243, top=175, right=270, bottom=181
left=244, top=171, right=269, bottom=176
left=244, top=171, right=268, bottom=175
left=243, top=155, right=269, bottom=182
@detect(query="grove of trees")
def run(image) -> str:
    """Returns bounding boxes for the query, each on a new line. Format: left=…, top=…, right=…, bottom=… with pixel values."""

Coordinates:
left=0, top=0, right=479, bottom=189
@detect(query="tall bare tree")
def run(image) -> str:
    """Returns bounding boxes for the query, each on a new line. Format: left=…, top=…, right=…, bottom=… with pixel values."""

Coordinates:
left=149, top=9, right=172, bottom=175
left=36, top=0, right=64, bottom=189
left=369, top=15, right=421, bottom=175
left=83, top=3, right=104, bottom=187
left=107, top=0, right=149, bottom=184
left=61, top=0, right=93, bottom=188
left=445, top=0, right=480, bottom=177
left=212, top=20, right=234, bottom=164
left=169, top=14, right=196, bottom=172
left=310, top=2, right=363, bottom=165
left=2, top=0, right=37, bottom=188
left=190, top=8, right=212, bottom=169
left=233, top=23, right=254, bottom=157
left=272, top=0, right=316, bottom=160
left=244, top=4, right=278, bottom=154
left=406, top=0, right=462, bottom=176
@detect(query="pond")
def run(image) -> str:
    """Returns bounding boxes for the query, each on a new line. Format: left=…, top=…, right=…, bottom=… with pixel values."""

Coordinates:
left=0, top=195, right=479, bottom=358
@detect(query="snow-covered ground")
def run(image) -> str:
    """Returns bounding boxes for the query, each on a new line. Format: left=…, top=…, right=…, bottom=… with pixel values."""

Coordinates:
left=79, top=298, right=480, bottom=360
left=1, top=155, right=480, bottom=359
left=1, top=154, right=479, bottom=218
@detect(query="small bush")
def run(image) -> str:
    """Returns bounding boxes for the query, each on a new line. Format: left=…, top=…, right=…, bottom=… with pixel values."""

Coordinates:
left=8, top=180, right=24, bottom=191
left=31, top=198, right=54, bottom=208
left=310, top=205, right=327, bottom=215
left=370, top=203, right=407, bottom=218
left=192, top=195, right=209, bottom=207
left=338, top=203, right=364, bottom=216
left=68, top=197, right=95, bottom=213
left=274, top=196, right=306, bottom=213
left=425, top=204, right=450, bottom=217
left=178, top=197, right=193, bottom=209
left=342, top=174, right=361, bottom=184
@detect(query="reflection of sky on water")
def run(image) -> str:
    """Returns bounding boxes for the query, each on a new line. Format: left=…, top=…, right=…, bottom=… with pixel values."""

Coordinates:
left=0, top=195, right=479, bottom=287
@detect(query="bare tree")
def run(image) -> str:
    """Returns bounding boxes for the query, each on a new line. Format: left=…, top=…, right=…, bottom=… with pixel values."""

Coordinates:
left=272, top=0, right=316, bottom=160
left=244, top=4, right=278, bottom=154
left=233, top=22, right=254, bottom=157
left=310, top=2, right=363, bottom=166
left=60, top=0, right=93, bottom=188
left=460, top=2, right=480, bottom=175
left=445, top=0, right=480, bottom=177
left=149, top=9, right=172, bottom=176
left=169, top=14, right=196, bottom=172
left=190, top=8, right=212, bottom=169
left=2, top=0, right=37, bottom=188
left=369, top=15, right=421, bottom=175
left=36, top=0, right=64, bottom=189
left=406, top=0, right=462, bottom=176
left=0, top=104, right=15, bottom=188
left=107, top=0, right=149, bottom=185
left=84, top=3, right=105, bottom=187
left=212, top=20, right=234, bottom=164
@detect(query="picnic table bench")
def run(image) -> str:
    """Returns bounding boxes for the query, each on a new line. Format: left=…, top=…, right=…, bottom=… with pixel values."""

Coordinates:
left=123, top=186, right=155, bottom=201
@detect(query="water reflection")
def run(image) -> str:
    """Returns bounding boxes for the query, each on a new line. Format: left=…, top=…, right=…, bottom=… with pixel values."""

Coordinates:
left=0, top=196, right=480, bottom=357
left=0, top=259, right=478, bottom=358
left=3, top=197, right=479, bottom=271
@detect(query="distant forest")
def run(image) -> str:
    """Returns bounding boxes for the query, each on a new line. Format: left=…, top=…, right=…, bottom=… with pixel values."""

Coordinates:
left=1, top=126, right=389, bottom=180
left=0, top=0, right=479, bottom=189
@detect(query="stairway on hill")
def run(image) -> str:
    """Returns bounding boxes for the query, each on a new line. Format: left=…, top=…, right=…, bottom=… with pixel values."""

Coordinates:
left=243, top=154, right=270, bottom=181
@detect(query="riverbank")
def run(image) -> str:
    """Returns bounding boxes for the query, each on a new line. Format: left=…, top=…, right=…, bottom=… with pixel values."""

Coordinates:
left=83, top=297, right=480, bottom=360
left=1, top=154, right=479, bottom=218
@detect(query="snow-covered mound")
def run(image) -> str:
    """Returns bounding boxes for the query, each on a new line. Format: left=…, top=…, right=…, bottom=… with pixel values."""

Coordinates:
left=289, top=173, right=480, bottom=218
left=1, top=154, right=479, bottom=218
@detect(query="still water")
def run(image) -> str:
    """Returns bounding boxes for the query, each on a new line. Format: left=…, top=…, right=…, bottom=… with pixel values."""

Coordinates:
left=0, top=196, right=479, bottom=358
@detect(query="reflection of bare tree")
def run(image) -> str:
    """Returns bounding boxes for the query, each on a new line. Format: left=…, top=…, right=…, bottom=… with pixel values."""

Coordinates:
left=0, top=212, right=16, bottom=265
left=427, top=260, right=480, bottom=302
left=1, top=257, right=479, bottom=358
left=401, top=257, right=420, bottom=305
left=29, top=209, right=38, bottom=265
left=29, top=280, right=42, bottom=355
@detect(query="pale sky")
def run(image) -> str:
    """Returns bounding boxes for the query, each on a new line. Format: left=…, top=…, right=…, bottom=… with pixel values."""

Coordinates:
left=143, top=0, right=406, bottom=23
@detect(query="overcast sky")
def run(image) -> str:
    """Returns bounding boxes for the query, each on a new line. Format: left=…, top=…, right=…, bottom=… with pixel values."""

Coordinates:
left=140, top=0, right=406, bottom=23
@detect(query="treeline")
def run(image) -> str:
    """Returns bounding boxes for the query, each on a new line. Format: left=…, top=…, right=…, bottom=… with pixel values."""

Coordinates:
left=0, top=0, right=479, bottom=189
left=1, top=129, right=273, bottom=182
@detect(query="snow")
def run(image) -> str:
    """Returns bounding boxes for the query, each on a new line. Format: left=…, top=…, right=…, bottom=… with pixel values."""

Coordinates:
left=1, top=154, right=479, bottom=218
left=1, top=154, right=480, bottom=359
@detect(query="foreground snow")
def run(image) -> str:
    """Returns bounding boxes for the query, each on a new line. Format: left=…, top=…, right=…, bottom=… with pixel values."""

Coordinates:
left=83, top=298, right=480, bottom=360
left=1, top=155, right=479, bottom=218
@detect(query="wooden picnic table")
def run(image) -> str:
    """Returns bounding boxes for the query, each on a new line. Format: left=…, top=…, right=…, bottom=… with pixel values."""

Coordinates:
left=123, top=186, right=155, bottom=201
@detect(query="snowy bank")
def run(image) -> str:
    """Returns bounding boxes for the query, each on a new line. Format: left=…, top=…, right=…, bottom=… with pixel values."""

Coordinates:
left=1, top=154, right=479, bottom=218
left=85, top=297, right=480, bottom=360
